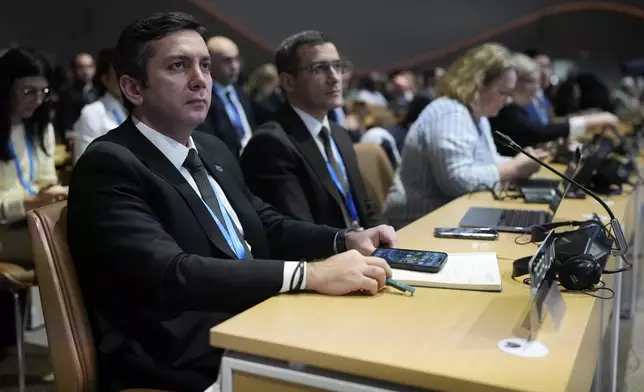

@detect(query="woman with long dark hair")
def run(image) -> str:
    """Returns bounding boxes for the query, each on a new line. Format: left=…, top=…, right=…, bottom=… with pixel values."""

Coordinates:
left=0, top=47, right=68, bottom=263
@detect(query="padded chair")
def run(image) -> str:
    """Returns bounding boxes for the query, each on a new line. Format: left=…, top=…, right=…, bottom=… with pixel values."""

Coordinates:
left=26, top=201, right=164, bottom=392
left=353, top=143, right=395, bottom=212
left=0, top=262, right=36, bottom=392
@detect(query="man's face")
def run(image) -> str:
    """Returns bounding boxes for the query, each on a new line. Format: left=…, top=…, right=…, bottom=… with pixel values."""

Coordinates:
left=74, top=54, right=96, bottom=84
left=210, top=42, right=241, bottom=85
left=535, top=54, right=552, bottom=89
left=131, top=29, right=212, bottom=129
left=283, top=42, right=343, bottom=113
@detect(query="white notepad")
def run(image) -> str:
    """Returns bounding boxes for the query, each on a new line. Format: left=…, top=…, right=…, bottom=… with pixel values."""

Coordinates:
left=392, top=252, right=502, bottom=292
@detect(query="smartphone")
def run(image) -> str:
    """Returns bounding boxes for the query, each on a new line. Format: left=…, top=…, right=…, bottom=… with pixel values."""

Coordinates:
left=371, top=248, right=448, bottom=273
left=434, top=227, right=499, bottom=240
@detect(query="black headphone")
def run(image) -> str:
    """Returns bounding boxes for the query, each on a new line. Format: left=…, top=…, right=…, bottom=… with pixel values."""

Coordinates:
left=513, top=220, right=618, bottom=291
left=512, top=253, right=602, bottom=291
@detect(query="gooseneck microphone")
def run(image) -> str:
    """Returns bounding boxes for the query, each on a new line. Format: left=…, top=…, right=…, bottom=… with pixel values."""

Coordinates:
left=493, top=131, right=628, bottom=256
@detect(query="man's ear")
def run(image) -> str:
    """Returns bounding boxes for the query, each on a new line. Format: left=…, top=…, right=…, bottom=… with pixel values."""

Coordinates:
left=279, top=72, right=295, bottom=95
left=119, top=75, right=144, bottom=107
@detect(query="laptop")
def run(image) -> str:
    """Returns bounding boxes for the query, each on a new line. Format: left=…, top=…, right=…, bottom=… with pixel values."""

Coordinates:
left=459, top=174, right=572, bottom=233
left=520, top=153, right=584, bottom=203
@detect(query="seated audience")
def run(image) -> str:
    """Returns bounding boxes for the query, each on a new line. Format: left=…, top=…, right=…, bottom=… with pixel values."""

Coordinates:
left=490, top=53, right=617, bottom=156
left=244, top=63, right=283, bottom=125
left=386, top=95, right=431, bottom=152
left=0, top=48, right=68, bottom=351
left=383, top=43, right=545, bottom=229
left=67, top=13, right=396, bottom=391
left=240, top=31, right=382, bottom=230
left=0, top=47, right=68, bottom=260
left=355, top=74, right=388, bottom=107
left=56, top=52, right=99, bottom=137
left=197, top=35, right=256, bottom=156
left=72, top=48, right=126, bottom=162
left=523, top=49, right=554, bottom=124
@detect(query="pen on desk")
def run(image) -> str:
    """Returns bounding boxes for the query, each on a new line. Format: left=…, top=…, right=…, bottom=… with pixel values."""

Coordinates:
left=386, top=278, right=416, bottom=296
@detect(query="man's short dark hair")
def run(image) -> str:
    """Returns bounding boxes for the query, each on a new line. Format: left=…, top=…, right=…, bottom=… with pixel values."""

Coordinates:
left=114, top=12, right=205, bottom=111
left=275, top=30, right=330, bottom=74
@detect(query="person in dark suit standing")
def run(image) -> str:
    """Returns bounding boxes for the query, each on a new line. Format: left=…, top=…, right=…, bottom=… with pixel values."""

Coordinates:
left=196, top=36, right=255, bottom=156
left=67, top=12, right=396, bottom=392
left=240, top=31, right=382, bottom=231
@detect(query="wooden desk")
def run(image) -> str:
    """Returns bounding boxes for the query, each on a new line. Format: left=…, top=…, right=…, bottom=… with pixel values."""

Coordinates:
left=211, top=170, right=640, bottom=392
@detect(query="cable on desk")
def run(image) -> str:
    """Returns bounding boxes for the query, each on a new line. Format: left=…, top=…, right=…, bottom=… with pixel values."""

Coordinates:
left=514, top=231, right=534, bottom=245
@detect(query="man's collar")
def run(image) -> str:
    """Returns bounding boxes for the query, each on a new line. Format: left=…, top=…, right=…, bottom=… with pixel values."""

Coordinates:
left=290, top=104, right=331, bottom=138
left=132, top=116, right=196, bottom=170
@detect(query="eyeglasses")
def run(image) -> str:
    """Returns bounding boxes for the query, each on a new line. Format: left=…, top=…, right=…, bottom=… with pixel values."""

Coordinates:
left=297, top=61, right=348, bottom=76
left=23, top=87, right=50, bottom=99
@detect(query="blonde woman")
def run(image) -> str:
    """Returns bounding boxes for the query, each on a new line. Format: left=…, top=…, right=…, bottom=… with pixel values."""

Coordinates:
left=383, top=43, right=545, bottom=229
left=490, top=53, right=617, bottom=156
left=245, top=63, right=283, bottom=124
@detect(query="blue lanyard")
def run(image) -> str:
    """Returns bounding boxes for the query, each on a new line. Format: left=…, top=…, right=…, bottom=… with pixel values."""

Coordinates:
left=325, top=138, right=360, bottom=227
left=111, top=108, right=124, bottom=125
left=201, top=196, right=247, bottom=260
left=8, top=138, right=36, bottom=196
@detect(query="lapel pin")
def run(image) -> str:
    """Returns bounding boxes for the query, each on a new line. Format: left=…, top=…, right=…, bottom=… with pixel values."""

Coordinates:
left=215, top=165, right=223, bottom=172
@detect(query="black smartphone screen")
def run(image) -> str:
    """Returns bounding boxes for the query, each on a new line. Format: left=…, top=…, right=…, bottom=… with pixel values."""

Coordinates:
left=372, top=248, right=448, bottom=273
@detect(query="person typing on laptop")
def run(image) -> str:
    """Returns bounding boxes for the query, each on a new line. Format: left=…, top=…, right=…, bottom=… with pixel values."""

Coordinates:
left=383, top=43, right=549, bottom=229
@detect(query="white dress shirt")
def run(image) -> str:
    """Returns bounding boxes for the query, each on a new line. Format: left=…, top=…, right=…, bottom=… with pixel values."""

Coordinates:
left=213, top=82, right=253, bottom=152
left=291, top=104, right=342, bottom=163
left=73, top=93, right=126, bottom=163
left=133, top=117, right=301, bottom=294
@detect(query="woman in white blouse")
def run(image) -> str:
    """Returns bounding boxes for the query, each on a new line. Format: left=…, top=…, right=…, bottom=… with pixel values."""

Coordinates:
left=0, top=48, right=68, bottom=263
left=73, top=48, right=126, bottom=162
left=383, top=43, right=547, bottom=229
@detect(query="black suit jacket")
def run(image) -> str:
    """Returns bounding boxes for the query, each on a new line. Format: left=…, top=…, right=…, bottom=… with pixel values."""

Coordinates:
left=67, top=119, right=339, bottom=392
left=489, top=102, right=571, bottom=156
left=240, top=104, right=382, bottom=230
left=196, top=85, right=256, bottom=157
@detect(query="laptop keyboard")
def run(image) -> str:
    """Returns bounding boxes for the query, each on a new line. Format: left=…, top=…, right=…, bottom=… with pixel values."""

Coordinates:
left=497, top=210, right=544, bottom=228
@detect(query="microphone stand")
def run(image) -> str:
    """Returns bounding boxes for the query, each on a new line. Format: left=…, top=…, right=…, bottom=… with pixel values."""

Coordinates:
left=493, top=131, right=628, bottom=257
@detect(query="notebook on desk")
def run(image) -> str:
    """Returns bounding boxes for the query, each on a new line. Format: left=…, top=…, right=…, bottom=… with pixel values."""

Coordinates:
left=391, top=252, right=502, bottom=292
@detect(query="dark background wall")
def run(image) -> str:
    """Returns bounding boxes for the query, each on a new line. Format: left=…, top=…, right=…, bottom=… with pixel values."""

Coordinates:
left=2, top=0, right=644, bottom=85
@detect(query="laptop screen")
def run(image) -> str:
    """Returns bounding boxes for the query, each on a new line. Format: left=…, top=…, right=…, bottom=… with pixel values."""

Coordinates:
left=547, top=152, right=583, bottom=216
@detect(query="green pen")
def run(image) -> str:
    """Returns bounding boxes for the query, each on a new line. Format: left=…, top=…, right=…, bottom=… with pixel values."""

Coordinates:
left=386, top=278, right=416, bottom=296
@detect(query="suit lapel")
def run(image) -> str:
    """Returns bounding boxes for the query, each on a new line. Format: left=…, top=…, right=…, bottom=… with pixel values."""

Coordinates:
left=278, top=105, right=345, bottom=210
left=119, top=120, right=237, bottom=259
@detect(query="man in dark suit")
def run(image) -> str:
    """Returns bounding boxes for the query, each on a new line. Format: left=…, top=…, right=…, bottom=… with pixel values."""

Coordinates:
left=67, top=12, right=396, bottom=392
left=56, top=52, right=100, bottom=138
left=240, top=31, right=382, bottom=230
left=196, top=36, right=255, bottom=156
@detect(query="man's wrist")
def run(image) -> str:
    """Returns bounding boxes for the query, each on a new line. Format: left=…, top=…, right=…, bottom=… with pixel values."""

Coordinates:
left=334, top=229, right=357, bottom=254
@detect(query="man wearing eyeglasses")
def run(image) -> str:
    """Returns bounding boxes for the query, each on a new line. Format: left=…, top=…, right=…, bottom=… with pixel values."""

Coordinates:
left=240, top=31, right=382, bottom=231
left=197, top=36, right=256, bottom=157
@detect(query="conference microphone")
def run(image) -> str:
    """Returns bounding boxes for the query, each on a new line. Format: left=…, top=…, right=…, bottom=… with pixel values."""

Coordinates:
left=493, top=131, right=628, bottom=257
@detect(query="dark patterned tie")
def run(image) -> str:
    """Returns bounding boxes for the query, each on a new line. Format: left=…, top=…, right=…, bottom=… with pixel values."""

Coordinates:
left=183, top=149, right=251, bottom=259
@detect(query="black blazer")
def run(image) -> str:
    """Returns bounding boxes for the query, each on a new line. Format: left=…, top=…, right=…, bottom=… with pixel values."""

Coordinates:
left=196, top=85, right=256, bottom=157
left=489, top=102, right=571, bottom=156
left=67, top=119, right=339, bottom=392
left=240, top=104, right=382, bottom=230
